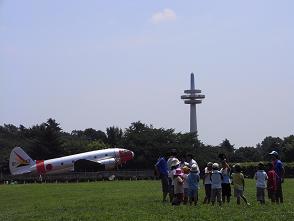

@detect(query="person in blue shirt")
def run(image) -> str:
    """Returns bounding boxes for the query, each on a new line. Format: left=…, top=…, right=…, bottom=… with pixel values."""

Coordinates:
left=155, top=155, right=169, bottom=202
left=269, top=151, right=285, bottom=203
left=187, top=164, right=200, bottom=206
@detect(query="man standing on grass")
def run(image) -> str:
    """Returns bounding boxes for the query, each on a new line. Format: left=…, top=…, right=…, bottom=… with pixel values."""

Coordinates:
left=186, top=153, right=199, bottom=174
left=155, top=154, right=169, bottom=203
left=269, top=151, right=285, bottom=203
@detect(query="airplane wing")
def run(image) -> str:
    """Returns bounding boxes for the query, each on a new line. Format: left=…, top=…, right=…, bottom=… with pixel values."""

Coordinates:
left=74, top=159, right=105, bottom=172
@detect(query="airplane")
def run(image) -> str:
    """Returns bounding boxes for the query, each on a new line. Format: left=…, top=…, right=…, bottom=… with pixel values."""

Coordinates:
left=9, top=147, right=134, bottom=175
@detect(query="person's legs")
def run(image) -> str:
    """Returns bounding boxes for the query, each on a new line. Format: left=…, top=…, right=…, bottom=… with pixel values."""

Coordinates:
left=237, top=196, right=240, bottom=205
left=261, top=188, right=265, bottom=204
left=161, top=175, right=169, bottom=202
left=241, top=194, right=249, bottom=205
left=183, top=188, right=188, bottom=205
left=217, top=188, right=222, bottom=206
left=257, top=187, right=262, bottom=204
left=168, top=178, right=174, bottom=202
left=207, top=184, right=211, bottom=204
left=276, top=181, right=283, bottom=203
left=203, top=184, right=209, bottom=204
left=211, top=189, right=216, bottom=205
left=194, top=189, right=198, bottom=206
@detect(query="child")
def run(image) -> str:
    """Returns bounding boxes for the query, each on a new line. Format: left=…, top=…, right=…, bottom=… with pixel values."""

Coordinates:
left=220, top=160, right=231, bottom=203
left=267, top=163, right=277, bottom=203
left=168, top=159, right=180, bottom=202
left=231, top=164, right=250, bottom=205
left=203, top=162, right=213, bottom=204
left=187, top=164, right=200, bottom=206
left=210, top=163, right=223, bottom=206
left=172, top=168, right=184, bottom=206
left=254, top=162, right=268, bottom=204
left=182, top=166, right=190, bottom=205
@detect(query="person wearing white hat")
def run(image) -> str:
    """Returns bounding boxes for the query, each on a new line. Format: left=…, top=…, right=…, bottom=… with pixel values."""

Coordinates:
left=167, top=149, right=179, bottom=202
left=187, top=164, right=200, bottom=206
left=269, top=150, right=285, bottom=203
left=172, top=168, right=184, bottom=205
left=210, top=163, right=223, bottom=206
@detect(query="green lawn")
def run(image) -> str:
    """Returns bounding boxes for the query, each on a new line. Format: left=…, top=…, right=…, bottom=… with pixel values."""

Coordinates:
left=0, top=179, right=293, bottom=221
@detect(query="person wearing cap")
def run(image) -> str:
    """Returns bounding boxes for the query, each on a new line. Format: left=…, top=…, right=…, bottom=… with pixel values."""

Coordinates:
left=254, top=162, right=268, bottom=204
left=203, top=162, right=213, bottom=204
left=155, top=155, right=169, bottom=202
left=187, top=164, right=200, bottom=206
left=168, top=158, right=180, bottom=203
left=269, top=150, right=285, bottom=203
left=172, top=168, right=184, bottom=205
left=210, top=163, right=223, bottom=206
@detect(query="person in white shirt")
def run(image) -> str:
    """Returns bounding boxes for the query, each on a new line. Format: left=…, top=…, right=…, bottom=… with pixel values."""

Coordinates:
left=186, top=154, right=199, bottom=173
left=172, top=168, right=184, bottom=206
left=254, top=162, right=268, bottom=204
left=203, top=162, right=213, bottom=204
left=166, top=149, right=179, bottom=202
left=210, top=163, right=223, bottom=206
left=182, top=166, right=190, bottom=204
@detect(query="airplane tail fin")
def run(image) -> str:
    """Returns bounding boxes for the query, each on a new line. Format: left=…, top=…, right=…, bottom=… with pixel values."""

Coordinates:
left=9, top=147, right=35, bottom=175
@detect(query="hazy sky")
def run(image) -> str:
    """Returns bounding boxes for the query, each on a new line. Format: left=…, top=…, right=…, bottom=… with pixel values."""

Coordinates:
left=1, top=1, right=293, bottom=147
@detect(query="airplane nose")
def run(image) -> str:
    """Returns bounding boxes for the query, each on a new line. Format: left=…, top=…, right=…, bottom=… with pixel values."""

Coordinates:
left=118, top=149, right=134, bottom=163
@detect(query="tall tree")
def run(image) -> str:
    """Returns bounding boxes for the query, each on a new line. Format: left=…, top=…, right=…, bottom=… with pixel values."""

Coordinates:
left=106, top=126, right=123, bottom=147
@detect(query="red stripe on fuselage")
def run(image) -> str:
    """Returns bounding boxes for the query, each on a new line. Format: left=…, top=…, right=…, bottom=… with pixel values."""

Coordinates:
left=36, top=160, right=46, bottom=174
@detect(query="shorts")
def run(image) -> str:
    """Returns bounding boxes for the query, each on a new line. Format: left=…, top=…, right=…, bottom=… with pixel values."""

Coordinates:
left=211, top=188, right=222, bottom=202
left=221, top=183, right=231, bottom=197
left=188, top=189, right=198, bottom=200
left=256, top=187, right=265, bottom=201
left=234, top=188, right=243, bottom=197
left=160, top=174, right=169, bottom=193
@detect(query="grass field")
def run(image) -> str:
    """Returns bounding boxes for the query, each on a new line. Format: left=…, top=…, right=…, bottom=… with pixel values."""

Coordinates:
left=0, top=179, right=293, bottom=221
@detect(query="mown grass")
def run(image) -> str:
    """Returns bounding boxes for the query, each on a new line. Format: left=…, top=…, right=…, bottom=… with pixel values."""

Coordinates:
left=0, top=179, right=293, bottom=221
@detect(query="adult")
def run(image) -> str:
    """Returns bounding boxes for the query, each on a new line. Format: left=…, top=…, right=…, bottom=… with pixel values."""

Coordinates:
left=186, top=153, right=200, bottom=173
left=179, top=155, right=189, bottom=168
left=269, top=150, right=285, bottom=203
left=155, top=154, right=169, bottom=202
left=203, top=162, right=213, bottom=204
left=220, top=159, right=231, bottom=203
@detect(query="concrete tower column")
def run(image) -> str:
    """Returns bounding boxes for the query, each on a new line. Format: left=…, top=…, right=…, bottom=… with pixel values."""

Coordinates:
left=181, top=73, right=205, bottom=135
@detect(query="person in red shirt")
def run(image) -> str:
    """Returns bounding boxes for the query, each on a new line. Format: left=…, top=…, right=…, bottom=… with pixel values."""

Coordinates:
left=267, top=163, right=277, bottom=203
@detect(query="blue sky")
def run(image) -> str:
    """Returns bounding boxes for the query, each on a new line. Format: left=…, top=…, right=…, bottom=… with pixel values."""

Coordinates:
left=1, top=0, right=293, bottom=147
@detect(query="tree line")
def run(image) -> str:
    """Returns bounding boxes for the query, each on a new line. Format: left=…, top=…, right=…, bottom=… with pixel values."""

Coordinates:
left=0, top=118, right=293, bottom=174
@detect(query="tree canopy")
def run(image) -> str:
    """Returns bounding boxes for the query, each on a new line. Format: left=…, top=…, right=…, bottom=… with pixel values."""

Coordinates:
left=0, top=118, right=293, bottom=174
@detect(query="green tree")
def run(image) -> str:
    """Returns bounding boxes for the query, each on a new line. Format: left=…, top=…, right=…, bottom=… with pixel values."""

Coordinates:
left=106, top=126, right=123, bottom=147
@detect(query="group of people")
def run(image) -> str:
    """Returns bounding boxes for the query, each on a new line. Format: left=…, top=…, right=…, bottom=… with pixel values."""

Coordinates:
left=155, top=149, right=285, bottom=206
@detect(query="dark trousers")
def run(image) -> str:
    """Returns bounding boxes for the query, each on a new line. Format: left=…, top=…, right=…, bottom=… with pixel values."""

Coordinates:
left=276, top=181, right=283, bottom=203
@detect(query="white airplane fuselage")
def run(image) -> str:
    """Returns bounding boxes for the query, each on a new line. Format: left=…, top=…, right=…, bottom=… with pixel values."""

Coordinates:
left=9, top=147, right=134, bottom=175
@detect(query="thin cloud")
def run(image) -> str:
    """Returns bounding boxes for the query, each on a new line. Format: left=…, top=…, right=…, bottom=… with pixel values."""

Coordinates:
left=151, top=8, right=177, bottom=24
